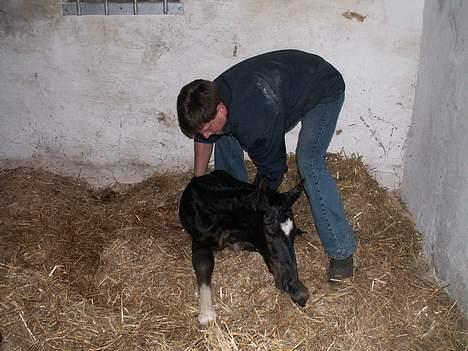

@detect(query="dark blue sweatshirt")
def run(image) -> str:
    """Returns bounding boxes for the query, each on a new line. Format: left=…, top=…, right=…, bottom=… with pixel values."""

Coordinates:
left=195, top=49, right=345, bottom=187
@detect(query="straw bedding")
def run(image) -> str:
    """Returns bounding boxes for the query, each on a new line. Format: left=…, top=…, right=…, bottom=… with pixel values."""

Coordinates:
left=0, top=154, right=466, bottom=350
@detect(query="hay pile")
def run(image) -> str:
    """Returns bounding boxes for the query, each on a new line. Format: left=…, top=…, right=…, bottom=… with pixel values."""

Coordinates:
left=0, top=154, right=466, bottom=350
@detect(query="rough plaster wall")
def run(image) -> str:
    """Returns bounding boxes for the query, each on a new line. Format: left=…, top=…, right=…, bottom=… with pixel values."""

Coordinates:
left=402, top=0, right=468, bottom=317
left=0, top=0, right=423, bottom=188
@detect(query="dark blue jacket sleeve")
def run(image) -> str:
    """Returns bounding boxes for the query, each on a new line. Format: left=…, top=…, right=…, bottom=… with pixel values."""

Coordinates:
left=238, top=99, right=288, bottom=190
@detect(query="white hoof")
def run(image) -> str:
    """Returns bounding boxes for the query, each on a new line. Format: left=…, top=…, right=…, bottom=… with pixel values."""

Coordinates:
left=198, top=308, right=216, bottom=327
left=197, top=284, right=216, bottom=327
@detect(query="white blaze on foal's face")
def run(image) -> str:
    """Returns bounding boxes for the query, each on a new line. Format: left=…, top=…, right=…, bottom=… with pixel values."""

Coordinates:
left=280, top=218, right=294, bottom=237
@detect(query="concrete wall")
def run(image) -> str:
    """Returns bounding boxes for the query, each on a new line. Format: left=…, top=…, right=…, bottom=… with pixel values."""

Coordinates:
left=0, top=0, right=423, bottom=187
left=402, top=0, right=468, bottom=317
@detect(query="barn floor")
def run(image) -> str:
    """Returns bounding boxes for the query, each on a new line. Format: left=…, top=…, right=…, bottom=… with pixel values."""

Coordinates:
left=0, top=154, right=466, bottom=351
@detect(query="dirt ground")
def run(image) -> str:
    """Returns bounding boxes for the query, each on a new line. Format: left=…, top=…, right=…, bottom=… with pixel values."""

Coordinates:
left=0, top=154, right=466, bottom=350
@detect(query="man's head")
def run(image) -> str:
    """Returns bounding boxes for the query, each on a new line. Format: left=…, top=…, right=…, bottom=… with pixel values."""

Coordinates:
left=177, top=79, right=227, bottom=139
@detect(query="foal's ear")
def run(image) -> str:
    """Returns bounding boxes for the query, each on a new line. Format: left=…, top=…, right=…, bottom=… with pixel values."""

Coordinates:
left=284, top=180, right=303, bottom=205
left=255, top=175, right=270, bottom=192
left=294, top=227, right=304, bottom=236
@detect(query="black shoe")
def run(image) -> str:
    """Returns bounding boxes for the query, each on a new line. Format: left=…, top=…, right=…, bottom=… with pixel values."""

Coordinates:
left=327, top=255, right=353, bottom=282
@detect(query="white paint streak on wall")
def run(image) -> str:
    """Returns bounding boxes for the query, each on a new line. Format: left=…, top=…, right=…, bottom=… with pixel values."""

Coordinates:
left=0, top=0, right=423, bottom=188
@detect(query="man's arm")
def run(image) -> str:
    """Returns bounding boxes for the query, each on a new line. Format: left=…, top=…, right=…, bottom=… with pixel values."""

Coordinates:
left=194, top=141, right=214, bottom=177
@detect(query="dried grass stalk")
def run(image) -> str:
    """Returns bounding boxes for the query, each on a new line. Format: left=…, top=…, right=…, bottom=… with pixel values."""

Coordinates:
left=0, top=154, right=466, bottom=350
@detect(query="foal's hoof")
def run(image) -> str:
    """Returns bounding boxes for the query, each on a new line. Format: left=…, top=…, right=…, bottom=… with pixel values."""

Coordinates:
left=198, top=308, right=216, bottom=327
left=290, top=281, right=310, bottom=307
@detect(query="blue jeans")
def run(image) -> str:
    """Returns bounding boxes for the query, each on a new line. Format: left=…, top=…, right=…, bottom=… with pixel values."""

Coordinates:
left=214, top=94, right=356, bottom=260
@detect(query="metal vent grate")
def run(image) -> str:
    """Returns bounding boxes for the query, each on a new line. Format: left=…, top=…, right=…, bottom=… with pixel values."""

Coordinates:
left=62, top=1, right=184, bottom=16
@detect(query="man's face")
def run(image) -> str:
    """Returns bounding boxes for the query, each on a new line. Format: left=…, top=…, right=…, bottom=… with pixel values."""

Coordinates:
left=199, top=103, right=227, bottom=139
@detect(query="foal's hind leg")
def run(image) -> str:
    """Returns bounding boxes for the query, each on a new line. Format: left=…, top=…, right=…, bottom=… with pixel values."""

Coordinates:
left=192, top=240, right=216, bottom=326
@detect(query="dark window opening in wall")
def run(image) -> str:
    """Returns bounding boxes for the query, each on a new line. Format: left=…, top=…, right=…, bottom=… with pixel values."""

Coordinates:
left=62, top=0, right=184, bottom=16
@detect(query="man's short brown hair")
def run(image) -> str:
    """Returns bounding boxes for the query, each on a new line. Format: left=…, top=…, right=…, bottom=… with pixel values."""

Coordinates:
left=177, top=79, right=222, bottom=138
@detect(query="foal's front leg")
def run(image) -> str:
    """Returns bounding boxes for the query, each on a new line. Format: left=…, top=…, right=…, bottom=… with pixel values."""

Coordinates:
left=192, top=240, right=216, bottom=326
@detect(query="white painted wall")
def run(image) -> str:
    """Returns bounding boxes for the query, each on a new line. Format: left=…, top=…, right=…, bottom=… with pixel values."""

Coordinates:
left=402, top=0, right=468, bottom=317
left=0, top=0, right=423, bottom=188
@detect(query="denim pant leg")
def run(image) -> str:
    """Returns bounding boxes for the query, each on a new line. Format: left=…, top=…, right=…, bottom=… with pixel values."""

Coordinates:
left=214, top=135, right=249, bottom=183
left=296, top=94, right=356, bottom=259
